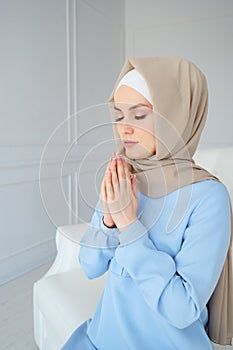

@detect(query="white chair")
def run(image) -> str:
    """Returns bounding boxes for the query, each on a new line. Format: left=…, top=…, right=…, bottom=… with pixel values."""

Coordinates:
left=33, top=147, right=233, bottom=350
left=33, top=224, right=107, bottom=350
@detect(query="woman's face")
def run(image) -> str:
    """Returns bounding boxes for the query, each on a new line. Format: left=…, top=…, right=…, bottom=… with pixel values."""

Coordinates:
left=113, top=85, right=156, bottom=159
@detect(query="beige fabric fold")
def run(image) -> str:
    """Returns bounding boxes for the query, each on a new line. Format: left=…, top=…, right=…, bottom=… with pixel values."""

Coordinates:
left=108, top=56, right=233, bottom=345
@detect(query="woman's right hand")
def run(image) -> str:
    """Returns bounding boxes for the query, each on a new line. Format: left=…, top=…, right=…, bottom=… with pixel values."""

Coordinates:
left=101, top=155, right=116, bottom=227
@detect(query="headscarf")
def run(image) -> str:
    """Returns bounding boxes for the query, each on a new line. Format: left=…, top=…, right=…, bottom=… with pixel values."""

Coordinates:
left=108, top=56, right=233, bottom=345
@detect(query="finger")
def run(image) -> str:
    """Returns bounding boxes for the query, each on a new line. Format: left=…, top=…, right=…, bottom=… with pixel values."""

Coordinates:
left=116, top=154, right=126, bottom=183
left=101, top=173, right=105, bottom=190
left=105, top=152, right=117, bottom=178
left=131, top=175, right=138, bottom=198
left=110, top=157, right=119, bottom=192
left=105, top=157, right=112, bottom=174
left=103, top=157, right=113, bottom=189
left=101, top=177, right=107, bottom=202
left=105, top=169, right=114, bottom=201
left=122, top=159, right=134, bottom=197
left=123, top=159, right=131, bottom=180
left=101, top=178, right=110, bottom=216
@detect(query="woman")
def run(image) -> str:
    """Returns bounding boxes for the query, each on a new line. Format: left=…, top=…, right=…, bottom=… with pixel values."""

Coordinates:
left=61, top=57, right=233, bottom=349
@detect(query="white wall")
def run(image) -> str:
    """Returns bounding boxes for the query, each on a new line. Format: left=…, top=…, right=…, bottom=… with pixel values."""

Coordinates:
left=3, top=0, right=232, bottom=285
left=0, top=0, right=125, bottom=284
left=125, top=0, right=233, bottom=148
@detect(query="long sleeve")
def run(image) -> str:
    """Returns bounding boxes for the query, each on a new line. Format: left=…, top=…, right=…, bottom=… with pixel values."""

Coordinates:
left=79, top=193, right=119, bottom=279
left=115, top=182, right=231, bottom=329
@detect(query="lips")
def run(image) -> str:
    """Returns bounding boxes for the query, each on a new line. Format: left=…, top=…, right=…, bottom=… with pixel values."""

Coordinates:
left=123, top=140, right=139, bottom=147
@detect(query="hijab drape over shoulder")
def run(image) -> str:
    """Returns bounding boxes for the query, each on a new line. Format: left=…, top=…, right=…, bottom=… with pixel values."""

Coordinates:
left=108, top=56, right=233, bottom=345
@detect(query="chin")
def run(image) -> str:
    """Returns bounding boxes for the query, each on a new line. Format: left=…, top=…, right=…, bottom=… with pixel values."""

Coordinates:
left=125, top=147, right=153, bottom=160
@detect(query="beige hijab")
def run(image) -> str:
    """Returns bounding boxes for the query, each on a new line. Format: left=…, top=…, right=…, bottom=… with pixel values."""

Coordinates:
left=108, top=56, right=233, bottom=345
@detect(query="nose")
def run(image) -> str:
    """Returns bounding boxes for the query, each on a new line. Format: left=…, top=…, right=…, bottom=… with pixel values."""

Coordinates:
left=119, top=123, right=134, bottom=135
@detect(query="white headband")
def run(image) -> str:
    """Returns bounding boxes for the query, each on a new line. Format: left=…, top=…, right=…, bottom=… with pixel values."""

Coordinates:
left=115, top=68, right=153, bottom=105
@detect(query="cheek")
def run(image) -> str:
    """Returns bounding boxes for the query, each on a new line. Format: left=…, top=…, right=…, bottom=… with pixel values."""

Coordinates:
left=139, top=130, right=155, bottom=145
left=145, top=119, right=155, bottom=135
left=136, top=127, right=156, bottom=153
left=116, top=125, right=123, bottom=136
left=137, top=122, right=155, bottom=140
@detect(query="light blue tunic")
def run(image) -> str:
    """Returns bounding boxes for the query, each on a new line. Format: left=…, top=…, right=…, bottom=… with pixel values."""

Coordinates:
left=61, top=179, right=231, bottom=350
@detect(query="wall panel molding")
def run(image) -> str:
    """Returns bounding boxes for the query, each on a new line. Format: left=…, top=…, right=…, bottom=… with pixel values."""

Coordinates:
left=66, top=0, right=78, bottom=144
left=0, top=0, right=125, bottom=284
left=0, top=237, right=56, bottom=285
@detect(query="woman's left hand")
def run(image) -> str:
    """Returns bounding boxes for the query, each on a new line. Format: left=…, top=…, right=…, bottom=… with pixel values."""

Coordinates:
left=105, top=152, right=138, bottom=232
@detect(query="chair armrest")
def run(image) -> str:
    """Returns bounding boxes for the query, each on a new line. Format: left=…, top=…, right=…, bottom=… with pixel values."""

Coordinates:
left=44, top=222, right=89, bottom=278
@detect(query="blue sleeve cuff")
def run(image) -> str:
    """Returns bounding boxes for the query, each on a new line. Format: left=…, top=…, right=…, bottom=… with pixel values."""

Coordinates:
left=119, top=219, right=148, bottom=246
left=80, top=215, right=119, bottom=249
left=99, top=216, right=120, bottom=243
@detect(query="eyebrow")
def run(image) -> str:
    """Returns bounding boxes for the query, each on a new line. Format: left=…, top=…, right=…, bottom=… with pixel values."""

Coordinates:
left=113, top=103, right=149, bottom=111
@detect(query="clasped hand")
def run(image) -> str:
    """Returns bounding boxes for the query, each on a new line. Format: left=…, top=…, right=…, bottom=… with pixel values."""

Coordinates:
left=101, top=152, right=138, bottom=232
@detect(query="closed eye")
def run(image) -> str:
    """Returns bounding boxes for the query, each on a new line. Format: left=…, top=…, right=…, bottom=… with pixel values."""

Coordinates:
left=115, top=116, right=124, bottom=122
left=135, top=115, right=146, bottom=120
left=114, top=115, right=147, bottom=122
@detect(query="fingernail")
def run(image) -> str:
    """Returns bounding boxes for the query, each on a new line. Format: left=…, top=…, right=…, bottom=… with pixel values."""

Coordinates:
left=107, top=170, right=111, bottom=177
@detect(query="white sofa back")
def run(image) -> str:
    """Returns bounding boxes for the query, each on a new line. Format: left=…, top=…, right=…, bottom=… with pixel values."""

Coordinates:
left=193, top=147, right=233, bottom=204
